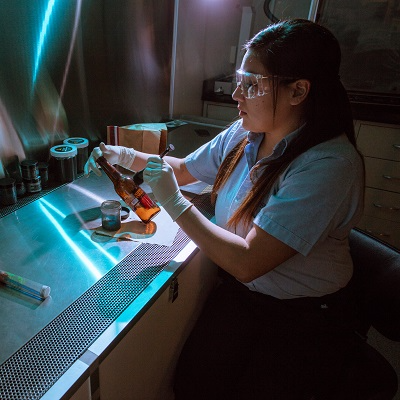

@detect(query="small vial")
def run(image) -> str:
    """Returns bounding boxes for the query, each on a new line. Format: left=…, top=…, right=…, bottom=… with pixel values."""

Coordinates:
left=24, top=176, right=42, bottom=193
left=101, top=200, right=122, bottom=231
left=38, top=162, right=49, bottom=188
left=0, top=270, right=50, bottom=300
left=15, top=179, right=26, bottom=197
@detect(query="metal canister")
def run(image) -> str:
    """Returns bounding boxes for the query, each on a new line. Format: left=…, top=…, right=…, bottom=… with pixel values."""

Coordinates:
left=0, top=178, right=17, bottom=206
left=24, top=176, right=42, bottom=193
left=20, top=159, right=39, bottom=180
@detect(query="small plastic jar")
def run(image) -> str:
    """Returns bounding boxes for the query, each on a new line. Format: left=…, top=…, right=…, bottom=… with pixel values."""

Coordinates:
left=63, top=137, right=89, bottom=173
left=15, top=179, right=26, bottom=197
left=0, top=177, right=17, bottom=206
left=20, top=159, right=39, bottom=180
left=50, top=144, right=78, bottom=183
left=24, top=176, right=42, bottom=193
left=38, top=162, right=49, bottom=188
left=101, top=200, right=122, bottom=231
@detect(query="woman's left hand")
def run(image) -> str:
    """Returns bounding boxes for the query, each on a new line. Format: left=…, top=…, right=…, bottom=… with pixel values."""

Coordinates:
left=144, top=156, right=192, bottom=221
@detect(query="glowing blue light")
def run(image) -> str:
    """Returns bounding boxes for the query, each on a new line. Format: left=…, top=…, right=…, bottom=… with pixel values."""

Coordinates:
left=39, top=198, right=119, bottom=280
left=33, top=0, right=56, bottom=87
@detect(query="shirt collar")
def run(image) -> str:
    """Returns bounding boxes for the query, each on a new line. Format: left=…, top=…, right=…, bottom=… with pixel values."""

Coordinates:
left=245, top=125, right=305, bottom=168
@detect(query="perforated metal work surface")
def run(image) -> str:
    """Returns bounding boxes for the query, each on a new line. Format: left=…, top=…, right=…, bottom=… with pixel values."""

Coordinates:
left=0, top=191, right=214, bottom=400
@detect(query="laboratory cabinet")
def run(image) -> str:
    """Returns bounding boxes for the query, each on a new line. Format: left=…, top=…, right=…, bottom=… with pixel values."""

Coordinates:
left=60, top=250, right=217, bottom=400
left=202, top=100, right=239, bottom=123
left=98, top=251, right=217, bottom=400
left=355, top=120, right=400, bottom=249
left=68, top=380, right=91, bottom=400
left=41, top=250, right=217, bottom=400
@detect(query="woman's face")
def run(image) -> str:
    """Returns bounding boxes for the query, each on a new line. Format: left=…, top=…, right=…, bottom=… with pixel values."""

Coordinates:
left=232, top=50, right=292, bottom=134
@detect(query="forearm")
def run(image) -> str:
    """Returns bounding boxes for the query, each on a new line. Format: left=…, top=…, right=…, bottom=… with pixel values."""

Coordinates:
left=85, top=144, right=196, bottom=183
left=166, top=157, right=197, bottom=186
left=174, top=204, right=297, bottom=282
left=126, top=150, right=155, bottom=171
left=142, top=157, right=296, bottom=280
left=174, top=206, right=255, bottom=282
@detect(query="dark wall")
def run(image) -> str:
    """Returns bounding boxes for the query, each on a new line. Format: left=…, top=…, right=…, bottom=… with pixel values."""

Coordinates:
left=0, top=0, right=173, bottom=171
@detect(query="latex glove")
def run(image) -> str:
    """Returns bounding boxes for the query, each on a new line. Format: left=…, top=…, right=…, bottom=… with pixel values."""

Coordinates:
left=84, top=142, right=136, bottom=177
left=143, top=156, right=192, bottom=221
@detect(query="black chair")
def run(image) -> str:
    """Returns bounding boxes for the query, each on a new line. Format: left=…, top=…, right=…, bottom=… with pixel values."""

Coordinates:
left=325, top=229, right=400, bottom=399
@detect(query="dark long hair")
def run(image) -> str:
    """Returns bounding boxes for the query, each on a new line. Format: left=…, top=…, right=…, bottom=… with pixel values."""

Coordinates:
left=212, top=19, right=360, bottom=230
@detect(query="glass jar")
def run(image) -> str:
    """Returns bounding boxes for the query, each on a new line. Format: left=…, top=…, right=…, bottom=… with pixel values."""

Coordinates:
left=101, top=200, right=122, bottom=231
left=50, top=144, right=78, bottom=183
left=63, top=137, right=89, bottom=174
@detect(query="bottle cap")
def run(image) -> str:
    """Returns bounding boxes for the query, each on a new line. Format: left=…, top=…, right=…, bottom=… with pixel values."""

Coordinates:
left=20, top=159, right=38, bottom=168
left=40, top=285, right=51, bottom=298
left=50, top=144, right=78, bottom=158
left=63, top=137, right=89, bottom=149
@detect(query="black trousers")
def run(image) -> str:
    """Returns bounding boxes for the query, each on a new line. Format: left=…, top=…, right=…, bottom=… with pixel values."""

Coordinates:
left=174, top=271, right=359, bottom=400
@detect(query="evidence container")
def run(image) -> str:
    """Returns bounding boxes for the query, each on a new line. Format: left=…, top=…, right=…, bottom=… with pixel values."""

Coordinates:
left=63, top=137, right=89, bottom=173
left=24, top=176, right=42, bottom=193
left=38, top=162, right=49, bottom=188
left=50, top=144, right=78, bottom=183
left=20, top=159, right=39, bottom=180
left=0, top=178, right=17, bottom=206
left=15, top=180, right=26, bottom=197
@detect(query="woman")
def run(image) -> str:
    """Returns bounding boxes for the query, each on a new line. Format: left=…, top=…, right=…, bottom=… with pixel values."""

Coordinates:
left=85, top=19, right=364, bottom=399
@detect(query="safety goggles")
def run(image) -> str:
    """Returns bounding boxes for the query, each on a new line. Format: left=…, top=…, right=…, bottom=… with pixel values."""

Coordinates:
left=235, top=69, right=298, bottom=99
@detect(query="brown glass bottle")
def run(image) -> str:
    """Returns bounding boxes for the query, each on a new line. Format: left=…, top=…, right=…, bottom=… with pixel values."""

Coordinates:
left=96, top=156, right=160, bottom=224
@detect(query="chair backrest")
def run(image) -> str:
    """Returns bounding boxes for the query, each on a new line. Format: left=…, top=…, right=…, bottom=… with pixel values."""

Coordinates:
left=349, top=229, right=400, bottom=341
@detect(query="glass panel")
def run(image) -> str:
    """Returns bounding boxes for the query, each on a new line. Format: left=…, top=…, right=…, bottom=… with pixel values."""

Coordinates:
left=317, top=0, right=400, bottom=101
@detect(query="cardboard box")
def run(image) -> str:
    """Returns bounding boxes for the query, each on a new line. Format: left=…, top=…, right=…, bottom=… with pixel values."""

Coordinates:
left=107, top=123, right=167, bottom=154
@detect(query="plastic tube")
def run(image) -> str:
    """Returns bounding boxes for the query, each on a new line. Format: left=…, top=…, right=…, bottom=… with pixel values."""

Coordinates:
left=0, top=270, right=50, bottom=301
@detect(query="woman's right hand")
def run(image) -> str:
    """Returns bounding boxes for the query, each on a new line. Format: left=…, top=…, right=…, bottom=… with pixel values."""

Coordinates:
left=84, top=142, right=136, bottom=177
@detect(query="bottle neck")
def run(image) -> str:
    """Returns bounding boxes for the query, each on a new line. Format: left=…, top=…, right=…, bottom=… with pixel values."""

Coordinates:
left=96, top=156, right=121, bottom=182
left=133, top=169, right=144, bottom=185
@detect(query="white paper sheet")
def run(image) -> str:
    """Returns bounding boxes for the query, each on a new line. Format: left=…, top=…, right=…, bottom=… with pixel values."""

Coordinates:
left=82, top=205, right=179, bottom=247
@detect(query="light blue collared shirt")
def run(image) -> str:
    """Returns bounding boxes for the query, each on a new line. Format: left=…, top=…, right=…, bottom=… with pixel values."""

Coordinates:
left=185, top=120, right=364, bottom=299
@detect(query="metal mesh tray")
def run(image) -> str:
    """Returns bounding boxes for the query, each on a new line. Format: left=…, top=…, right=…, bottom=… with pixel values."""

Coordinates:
left=0, top=191, right=214, bottom=400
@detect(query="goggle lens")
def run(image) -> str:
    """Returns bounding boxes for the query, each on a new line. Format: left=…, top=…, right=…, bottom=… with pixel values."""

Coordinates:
left=235, top=70, right=271, bottom=99
left=235, top=70, right=299, bottom=99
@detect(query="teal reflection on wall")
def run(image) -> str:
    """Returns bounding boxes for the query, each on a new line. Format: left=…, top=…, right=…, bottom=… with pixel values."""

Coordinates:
left=0, top=0, right=80, bottom=164
left=33, top=0, right=57, bottom=88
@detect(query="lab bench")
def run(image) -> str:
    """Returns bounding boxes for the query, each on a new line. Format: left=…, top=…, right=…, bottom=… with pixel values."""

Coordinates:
left=0, top=173, right=217, bottom=400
